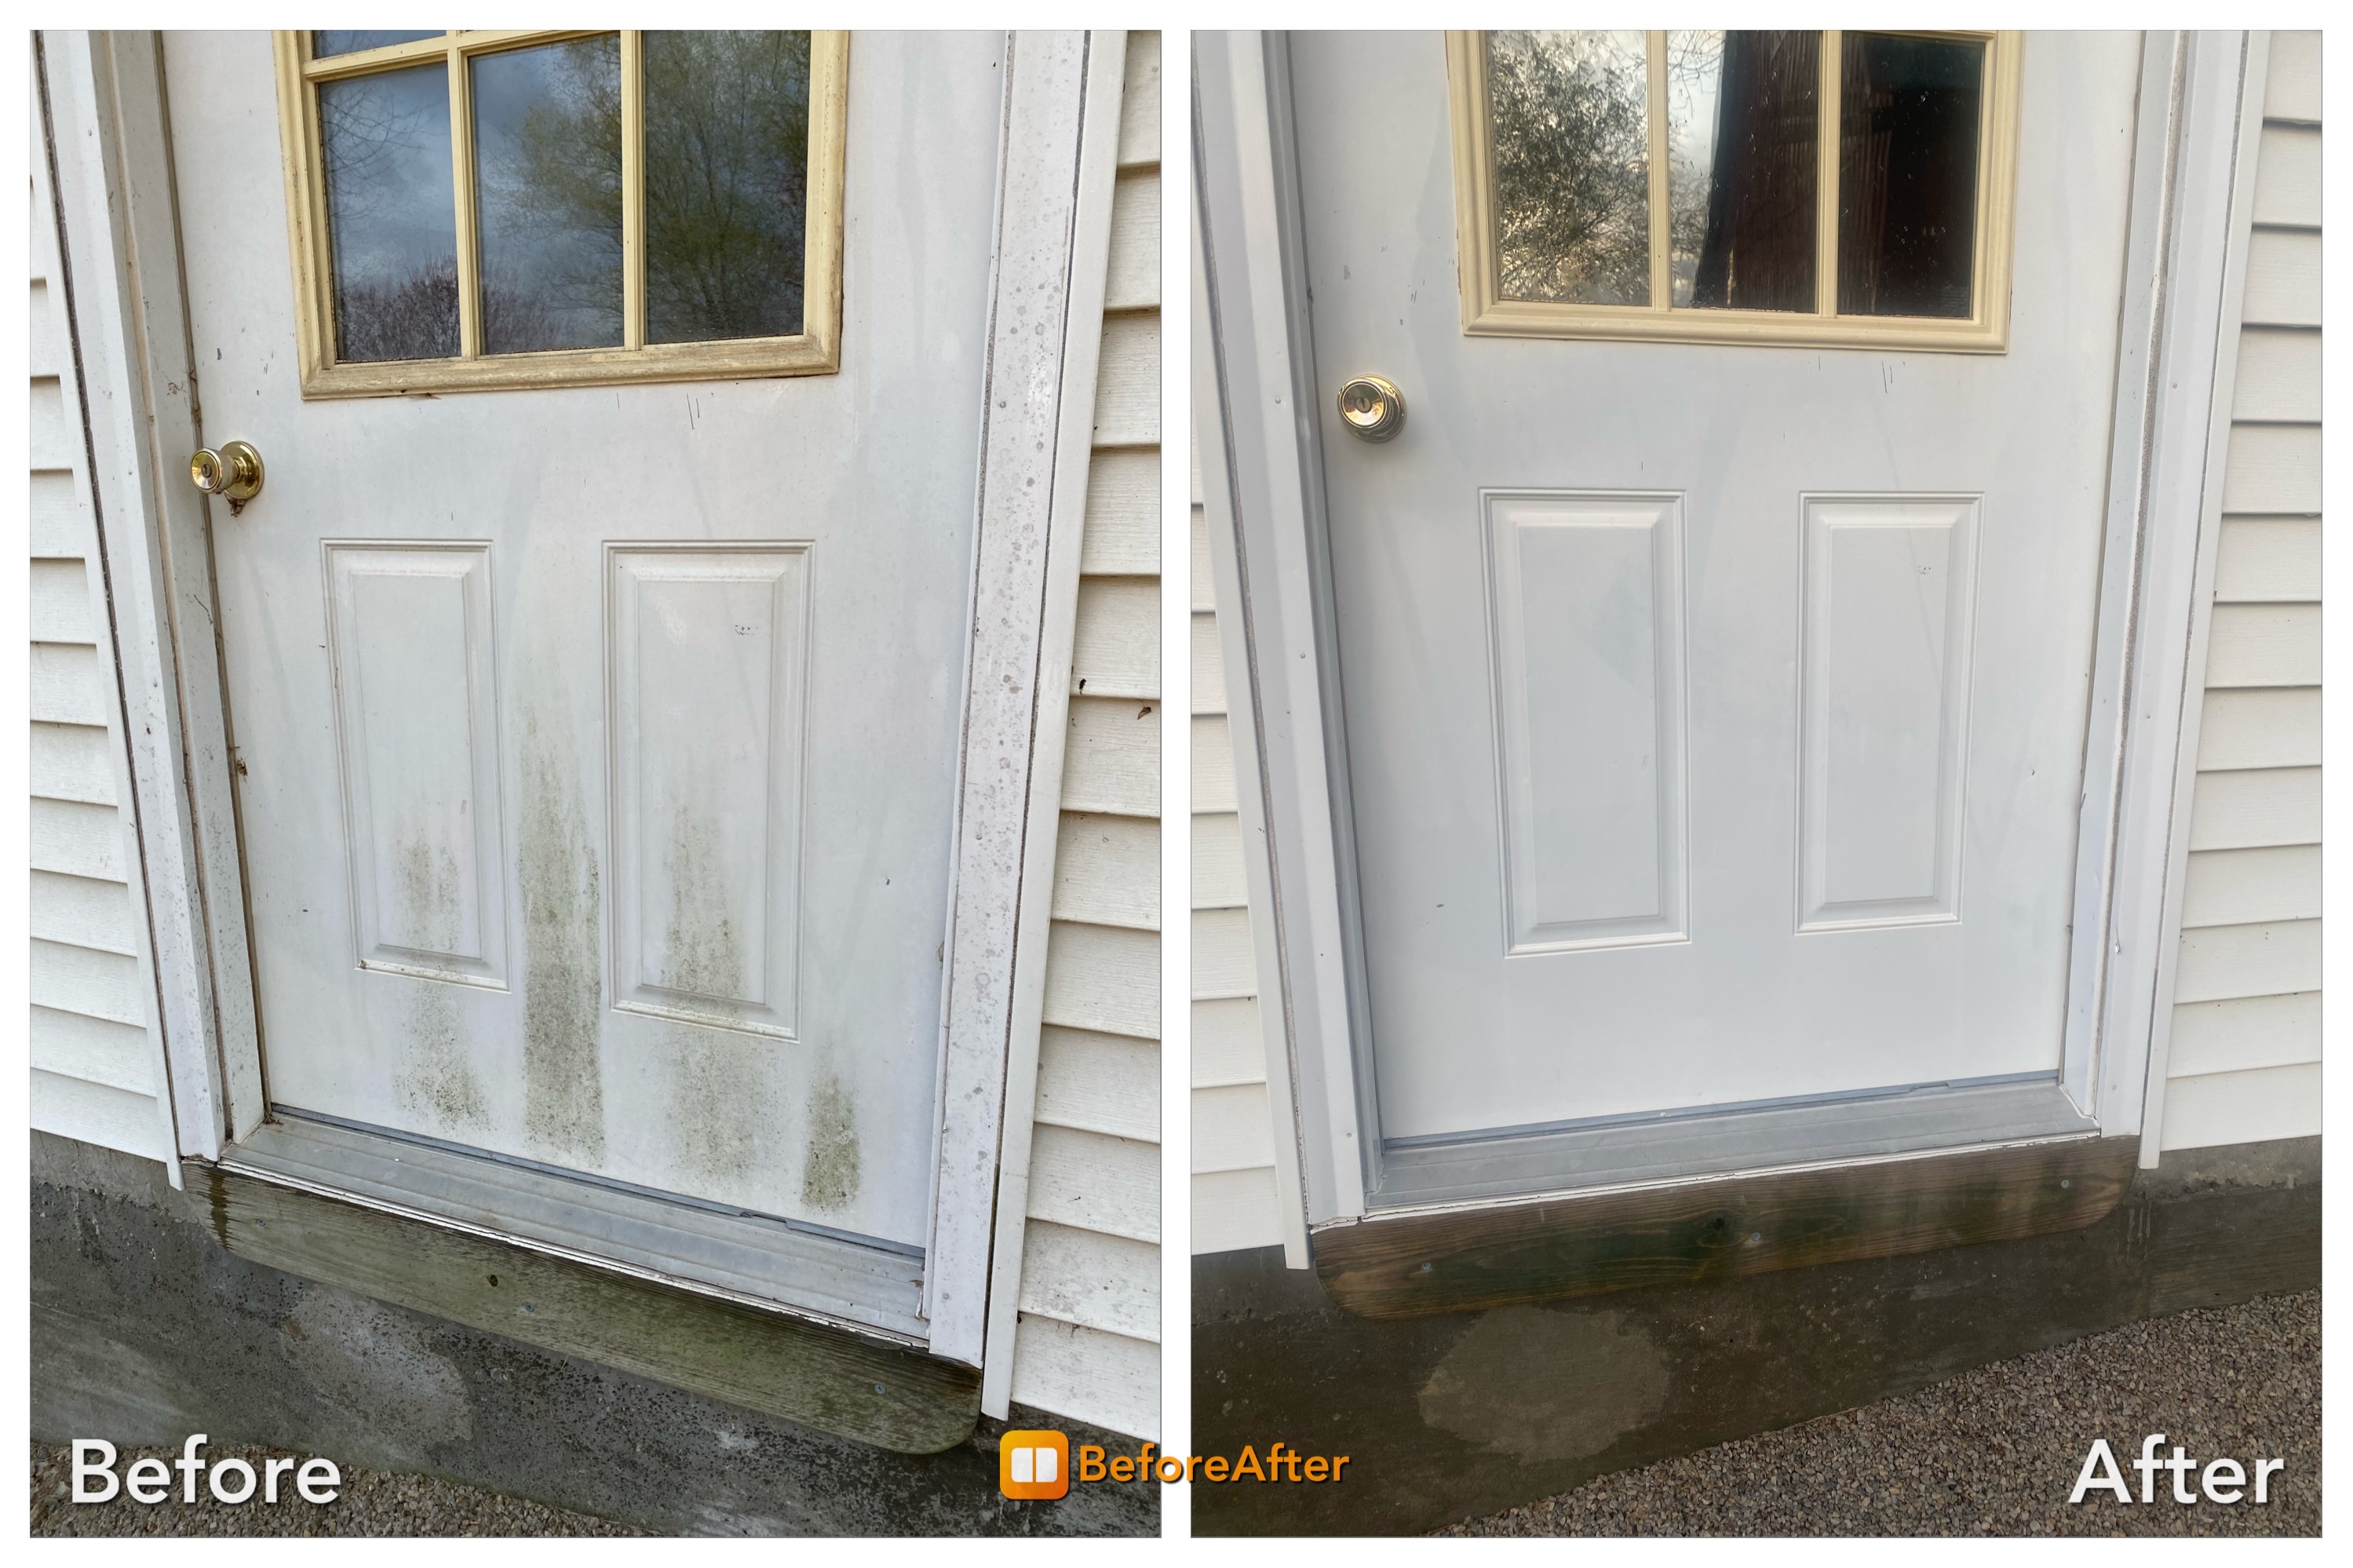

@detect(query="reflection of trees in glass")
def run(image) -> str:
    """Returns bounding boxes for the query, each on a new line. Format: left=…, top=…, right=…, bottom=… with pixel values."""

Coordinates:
left=643, top=31, right=812, bottom=343
left=321, top=67, right=459, bottom=362
left=480, top=36, right=624, bottom=352
left=1487, top=31, right=1650, bottom=306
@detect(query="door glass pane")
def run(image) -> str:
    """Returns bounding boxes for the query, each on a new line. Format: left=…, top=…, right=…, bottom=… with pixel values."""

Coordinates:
left=314, top=31, right=443, bottom=60
left=644, top=31, right=814, bottom=344
left=1666, top=31, right=1819, bottom=312
left=1485, top=30, right=1651, bottom=307
left=472, top=36, right=626, bottom=354
left=1837, top=33, right=1984, bottom=319
left=319, top=64, right=460, bottom=363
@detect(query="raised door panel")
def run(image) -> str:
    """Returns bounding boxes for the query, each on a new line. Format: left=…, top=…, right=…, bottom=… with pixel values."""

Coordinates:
left=1797, top=498, right=1978, bottom=930
left=607, top=545, right=809, bottom=1039
left=1483, top=491, right=1687, bottom=953
left=326, top=544, right=509, bottom=986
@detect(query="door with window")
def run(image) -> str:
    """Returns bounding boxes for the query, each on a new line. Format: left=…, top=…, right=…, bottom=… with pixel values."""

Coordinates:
left=1288, top=31, right=2143, bottom=1200
left=166, top=31, right=1001, bottom=1268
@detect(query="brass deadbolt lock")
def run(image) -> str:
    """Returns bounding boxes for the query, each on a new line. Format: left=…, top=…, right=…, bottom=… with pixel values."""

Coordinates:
left=1337, top=375, right=1405, bottom=443
left=190, top=439, right=264, bottom=511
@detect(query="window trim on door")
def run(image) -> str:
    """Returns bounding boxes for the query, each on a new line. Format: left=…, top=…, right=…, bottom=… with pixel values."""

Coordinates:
left=272, top=28, right=848, bottom=398
left=1195, top=29, right=2263, bottom=1239
left=1446, top=29, right=2023, bottom=352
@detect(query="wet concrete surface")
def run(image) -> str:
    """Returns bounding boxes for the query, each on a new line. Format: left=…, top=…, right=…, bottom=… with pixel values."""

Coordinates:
left=1443, top=1291, right=2319, bottom=1537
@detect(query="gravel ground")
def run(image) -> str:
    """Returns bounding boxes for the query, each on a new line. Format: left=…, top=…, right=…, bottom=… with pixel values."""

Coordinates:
left=30, top=1440, right=642, bottom=1537
left=1443, top=1291, right=2319, bottom=1537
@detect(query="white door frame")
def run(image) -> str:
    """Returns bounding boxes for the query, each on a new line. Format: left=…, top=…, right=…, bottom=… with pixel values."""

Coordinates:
left=1194, top=30, right=2265, bottom=1232
left=47, top=27, right=1122, bottom=1373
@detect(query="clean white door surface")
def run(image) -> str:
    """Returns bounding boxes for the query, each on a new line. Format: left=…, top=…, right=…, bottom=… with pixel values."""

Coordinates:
left=1289, top=33, right=2141, bottom=1144
left=168, top=31, right=1002, bottom=1247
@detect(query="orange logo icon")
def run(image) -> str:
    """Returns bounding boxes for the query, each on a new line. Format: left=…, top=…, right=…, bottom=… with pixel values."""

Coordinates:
left=1000, top=1430, right=1070, bottom=1501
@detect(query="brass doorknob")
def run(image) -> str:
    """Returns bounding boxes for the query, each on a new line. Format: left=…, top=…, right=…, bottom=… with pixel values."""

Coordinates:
left=1337, top=375, right=1405, bottom=443
left=190, top=439, right=264, bottom=509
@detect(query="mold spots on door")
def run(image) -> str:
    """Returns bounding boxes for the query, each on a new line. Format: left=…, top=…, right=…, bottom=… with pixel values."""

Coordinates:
left=663, top=797, right=746, bottom=1003
left=667, top=1025, right=768, bottom=1187
left=520, top=711, right=606, bottom=1163
left=396, top=980, right=487, bottom=1131
left=801, top=1069, right=862, bottom=1213
left=393, top=835, right=466, bottom=957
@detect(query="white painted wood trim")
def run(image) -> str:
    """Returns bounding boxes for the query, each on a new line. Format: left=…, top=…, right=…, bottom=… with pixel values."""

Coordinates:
left=1190, top=166, right=1305, bottom=1268
left=979, top=28, right=1129, bottom=1417
left=927, top=30, right=1107, bottom=1367
left=2135, top=32, right=2274, bottom=1165
left=1198, top=30, right=2264, bottom=1224
left=41, top=30, right=272, bottom=1173
left=1192, top=31, right=1370, bottom=1226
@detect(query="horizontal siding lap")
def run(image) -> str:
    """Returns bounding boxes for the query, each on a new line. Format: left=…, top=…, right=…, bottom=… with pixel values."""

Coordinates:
left=2220, top=424, right=2321, bottom=514
left=1192, top=1082, right=1275, bottom=1174
left=1190, top=511, right=1217, bottom=611
left=1191, top=996, right=1267, bottom=1088
left=1191, top=613, right=1225, bottom=714
left=2202, top=603, right=2319, bottom=687
left=29, top=558, right=96, bottom=640
left=1060, top=695, right=1160, bottom=818
left=1016, top=1221, right=1161, bottom=1343
left=30, top=796, right=130, bottom=881
left=1191, top=1166, right=1282, bottom=1256
left=29, top=470, right=85, bottom=556
left=1041, top=919, right=1160, bottom=1040
left=30, top=869, right=140, bottom=955
left=1191, top=907, right=1257, bottom=1001
left=2228, top=329, right=2320, bottom=421
left=2212, top=518, right=2320, bottom=603
left=2183, top=766, right=2319, bottom=851
left=30, top=722, right=120, bottom=806
left=1104, top=170, right=1161, bottom=312
left=1071, top=578, right=1161, bottom=698
left=30, top=938, right=148, bottom=1026
left=2261, top=31, right=2321, bottom=122
left=2250, top=124, right=2322, bottom=228
left=2238, top=229, right=2320, bottom=327
left=1090, top=314, right=1160, bottom=447
left=2168, top=992, right=2320, bottom=1079
left=1026, top=1123, right=1159, bottom=1244
left=29, top=1006, right=157, bottom=1094
left=30, top=378, right=79, bottom=469
left=2158, top=1063, right=2322, bottom=1152
left=1009, top=1314, right=1158, bottom=1440
left=1191, top=811, right=1247, bottom=909
left=1115, top=30, right=1160, bottom=169
left=1192, top=714, right=1236, bottom=811
left=29, top=641, right=112, bottom=726
left=1051, top=815, right=1162, bottom=930
left=2196, top=687, right=2320, bottom=771
left=1034, top=1026, right=1160, bottom=1142
left=2173, top=919, right=2319, bottom=1005
left=1079, top=449, right=1161, bottom=576
left=2179, top=844, right=2319, bottom=929
left=31, top=1070, right=171, bottom=1163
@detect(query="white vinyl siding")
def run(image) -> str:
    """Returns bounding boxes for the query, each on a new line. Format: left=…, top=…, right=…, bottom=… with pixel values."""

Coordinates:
left=2161, top=31, right=2322, bottom=1153
left=1006, top=31, right=1162, bottom=1439
left=1189, top=423, right=1287, bottom=1255
left=27, top=49, right=175, bottom=1165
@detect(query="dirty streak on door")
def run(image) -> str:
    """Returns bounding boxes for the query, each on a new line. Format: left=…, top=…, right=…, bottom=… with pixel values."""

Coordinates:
left=166, top=31, right=1005, bottom=1246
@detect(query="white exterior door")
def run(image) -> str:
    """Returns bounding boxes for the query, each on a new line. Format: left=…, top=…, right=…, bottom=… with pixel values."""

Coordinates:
left=1288, top=34, right=2143, bottom=1161
left=167, top=31, right=1002, bottom=1250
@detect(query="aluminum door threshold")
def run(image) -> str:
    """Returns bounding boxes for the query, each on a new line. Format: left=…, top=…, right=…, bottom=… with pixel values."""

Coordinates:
left=221, top=1111, right=928, bottom=1344
left=1373, top=1075, right=2096, bottom=1208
